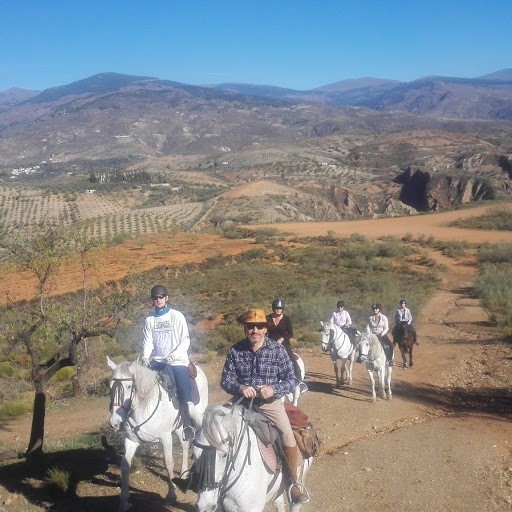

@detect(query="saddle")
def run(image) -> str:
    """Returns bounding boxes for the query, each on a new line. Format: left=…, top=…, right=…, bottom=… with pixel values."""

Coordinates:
left=157, top=361, right=199, bottom=401
left=157, top=370, right=177, bottom=400
left=284, top=403, right=321, bottom=459
left=379, top=338, right=394, bottom=361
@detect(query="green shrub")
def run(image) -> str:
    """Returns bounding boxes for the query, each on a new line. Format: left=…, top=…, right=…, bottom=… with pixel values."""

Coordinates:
left=475, top=264, right=512, bottom=334
left=52, top=366, right=75, bottom=382
left=46, top=467, right=72, bottom=493
left=477, top=243, right=512, bottom=265
left=437, top=240, right=469, bottom=259
left=451, top=207, right=512, bottom=231
left=300, top=331, right=321, bottom=346
left=199, top=322, right=242, bottom=354
left=0, top=398, right=32, bottom=419
left=0, top=361, right=14, bottom=377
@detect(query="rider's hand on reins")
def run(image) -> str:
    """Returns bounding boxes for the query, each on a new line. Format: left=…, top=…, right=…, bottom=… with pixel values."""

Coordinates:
left=240, top=385, right=258, bottom=398
left=257, top=385, right=274, bottom=400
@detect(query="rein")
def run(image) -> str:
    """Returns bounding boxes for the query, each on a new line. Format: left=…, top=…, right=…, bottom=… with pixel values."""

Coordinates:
left=195, top=399, right=254, bottom=504
left=360, top=335, right=382, bottom=365
left=329, top=326, right=352, bottom=352
left=110, top=377, right=134, bottom=412
left=111, top=374, right=164, bottom=441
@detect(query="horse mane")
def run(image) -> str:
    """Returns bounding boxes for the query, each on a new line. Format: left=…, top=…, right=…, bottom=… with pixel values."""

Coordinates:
left=199, top=404, right=238, bottom=452
left=130, top=362, right=160, bottom=403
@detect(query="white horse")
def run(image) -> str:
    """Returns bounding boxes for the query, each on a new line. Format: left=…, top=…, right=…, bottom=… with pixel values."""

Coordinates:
left=358, top=333, right=393, bottom=402
left=193, top=404, right=312, bottom=512
left=284, top=354, right=308, bottom=406
left=320, top=321, right=359, bottom=388
left=107, top=357, right=208, bottom=512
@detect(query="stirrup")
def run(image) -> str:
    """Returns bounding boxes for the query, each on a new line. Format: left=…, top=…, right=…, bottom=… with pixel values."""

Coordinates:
left=182, top=425, right=195, bottom=441
left=172, top=470, right=192, bottom=493
left=298, top=382, right=309, bottom=394
left=288, top=482, right=310, bottom=504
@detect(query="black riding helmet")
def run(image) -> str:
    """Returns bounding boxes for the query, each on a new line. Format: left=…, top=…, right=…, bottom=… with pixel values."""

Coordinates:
left=272, top=298, right=285, bottom=310
left=151, top=284, right=168, bottom=298
left=400, top=299, right=407, bottom=305
left=372, top=303, right=382, bottom=310
left=337, top=300, right=345, bottom=307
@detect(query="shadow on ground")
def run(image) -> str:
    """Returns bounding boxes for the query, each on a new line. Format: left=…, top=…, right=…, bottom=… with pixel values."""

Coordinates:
left=0, top=445, right=195, bottom=512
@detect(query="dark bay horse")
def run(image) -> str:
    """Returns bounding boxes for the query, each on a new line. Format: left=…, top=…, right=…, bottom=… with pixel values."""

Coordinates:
left=392, top=323, right=415, bottom=368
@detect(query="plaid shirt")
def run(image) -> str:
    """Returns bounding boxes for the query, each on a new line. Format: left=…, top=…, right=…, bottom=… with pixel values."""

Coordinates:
left=221, top=336, right=298, bottom=399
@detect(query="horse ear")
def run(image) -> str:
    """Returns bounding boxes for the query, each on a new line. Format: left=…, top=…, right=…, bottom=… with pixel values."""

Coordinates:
left=106, top=356, right=117, bottom=370
left=320, top=320, right=324, bottom=327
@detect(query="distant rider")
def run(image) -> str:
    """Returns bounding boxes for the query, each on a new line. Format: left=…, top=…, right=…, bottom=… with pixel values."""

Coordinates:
left=366, top=303, right=395, bottom=366
left=330, top=300, right=358, bottom=343
left=266, top=298, right=303, bottom=383
left=393, top=299, right=418, bottom=345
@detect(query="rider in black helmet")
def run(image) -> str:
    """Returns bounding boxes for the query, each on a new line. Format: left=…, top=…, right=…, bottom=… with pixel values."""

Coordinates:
left=367, top=303, right=395, bottom=366
left=393, top=299, right=418, bottom=345
left=142, top=284, right=197, bottom=441
left=266, top=299, right=303, bottom=382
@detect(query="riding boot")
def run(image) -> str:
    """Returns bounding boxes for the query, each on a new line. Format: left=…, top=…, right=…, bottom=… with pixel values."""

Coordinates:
left=180, top=403, right=195, bottom=441
left=283, top=445, right=309, bottom=504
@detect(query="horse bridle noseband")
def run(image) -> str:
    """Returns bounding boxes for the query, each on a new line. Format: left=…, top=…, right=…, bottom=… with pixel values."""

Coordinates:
left=110, top=377, right=134, bottom=412
left=110, top=375, right=164, bottom=440
left=325, top=326, right=352, bottom=351
left=194, top=399, right=267, bottom=506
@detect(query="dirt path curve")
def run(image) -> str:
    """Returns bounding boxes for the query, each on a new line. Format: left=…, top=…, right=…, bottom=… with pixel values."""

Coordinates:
left=1, top=205, right=511, bottom=512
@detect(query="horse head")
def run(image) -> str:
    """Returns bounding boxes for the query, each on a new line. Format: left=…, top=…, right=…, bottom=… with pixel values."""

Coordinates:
left=320, top=321, right=333, bottom=352
left=194, top=405, right=241, bottom=511
left=107, top=356, right=134, bottom=430
left=358, top=333, right=374, bottom=363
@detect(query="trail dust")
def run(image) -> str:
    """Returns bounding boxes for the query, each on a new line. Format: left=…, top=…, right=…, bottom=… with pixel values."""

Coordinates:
left=0, top=204, right=511, bottom=511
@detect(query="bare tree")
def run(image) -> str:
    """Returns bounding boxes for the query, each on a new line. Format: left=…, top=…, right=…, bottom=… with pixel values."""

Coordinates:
left=0, top=225, right=140, bottom=458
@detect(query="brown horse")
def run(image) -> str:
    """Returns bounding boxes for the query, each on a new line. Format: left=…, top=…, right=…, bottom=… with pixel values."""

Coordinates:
left=392, top=323, right=415, bottom=368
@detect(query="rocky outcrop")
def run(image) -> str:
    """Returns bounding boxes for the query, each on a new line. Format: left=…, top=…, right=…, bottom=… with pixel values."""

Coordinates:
left=395, top=168, right=497, bottom=211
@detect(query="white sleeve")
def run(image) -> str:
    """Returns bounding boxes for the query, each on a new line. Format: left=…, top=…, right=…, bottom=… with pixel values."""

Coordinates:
left=171, top=311, right=191, bottom=365
left=345, top=311, right=352, bottom=327
left=142, top=316, right=154, bottom=360
left=381, top=316, right=389, bottom=336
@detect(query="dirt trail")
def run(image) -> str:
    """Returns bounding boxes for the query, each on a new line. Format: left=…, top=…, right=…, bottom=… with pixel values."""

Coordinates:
left=0, top=205, right=511, bottom=511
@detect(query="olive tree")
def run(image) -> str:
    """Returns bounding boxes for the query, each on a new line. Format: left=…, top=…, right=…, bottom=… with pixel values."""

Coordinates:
left=0, top=225, right=140, bottom=458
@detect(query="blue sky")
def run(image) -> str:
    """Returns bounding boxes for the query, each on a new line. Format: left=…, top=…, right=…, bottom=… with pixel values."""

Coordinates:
left=1, top=0, right=510, bottom=92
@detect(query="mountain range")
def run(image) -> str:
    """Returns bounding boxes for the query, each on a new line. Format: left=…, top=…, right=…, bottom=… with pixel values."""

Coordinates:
left=0, top=69, right=512, bottom=170
left=0, top=70, right=511, bottom=226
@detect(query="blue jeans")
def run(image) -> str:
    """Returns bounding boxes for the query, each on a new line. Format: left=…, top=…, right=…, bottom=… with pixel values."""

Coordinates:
left=150, top=361, right=191, bottom=403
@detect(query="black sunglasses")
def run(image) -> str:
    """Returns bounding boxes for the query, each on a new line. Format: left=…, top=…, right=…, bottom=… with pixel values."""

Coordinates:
left=152, top=294, right=167, bottom=300
left=245, top=323, right=267, bottom=330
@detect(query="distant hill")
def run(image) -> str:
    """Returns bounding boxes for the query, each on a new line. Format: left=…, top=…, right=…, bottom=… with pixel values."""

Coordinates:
left=0, top=87, right=40, bottom=111
left=477, top=68, right=512, bottom=81
left=0, top=70, right=512, bottom=169
left=311, top=77, right=402, bottom=93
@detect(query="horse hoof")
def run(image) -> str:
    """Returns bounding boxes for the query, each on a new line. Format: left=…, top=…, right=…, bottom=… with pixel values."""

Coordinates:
left=165, top=491, right=177, bottom=504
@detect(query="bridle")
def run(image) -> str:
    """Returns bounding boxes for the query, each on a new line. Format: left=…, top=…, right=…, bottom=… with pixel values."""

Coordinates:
left=109, top=374, right=163, bottom=440
left=360, top=334, right=381, bottom=364
left=110, top=377, right=134, bottom=413
left=194, top=401, right=275, bottom=508
left=323, top=325, right=352, bottom=352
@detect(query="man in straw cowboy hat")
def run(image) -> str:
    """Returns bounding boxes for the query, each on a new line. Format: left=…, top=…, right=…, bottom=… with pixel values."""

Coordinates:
left=220, top=308, right=309, bottom=504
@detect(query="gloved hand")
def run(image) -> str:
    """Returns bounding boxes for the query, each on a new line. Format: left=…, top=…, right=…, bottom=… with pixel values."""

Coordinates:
left=166, top=354, right=176, bottom=364
left=142, top=357, right=151, bottom=368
